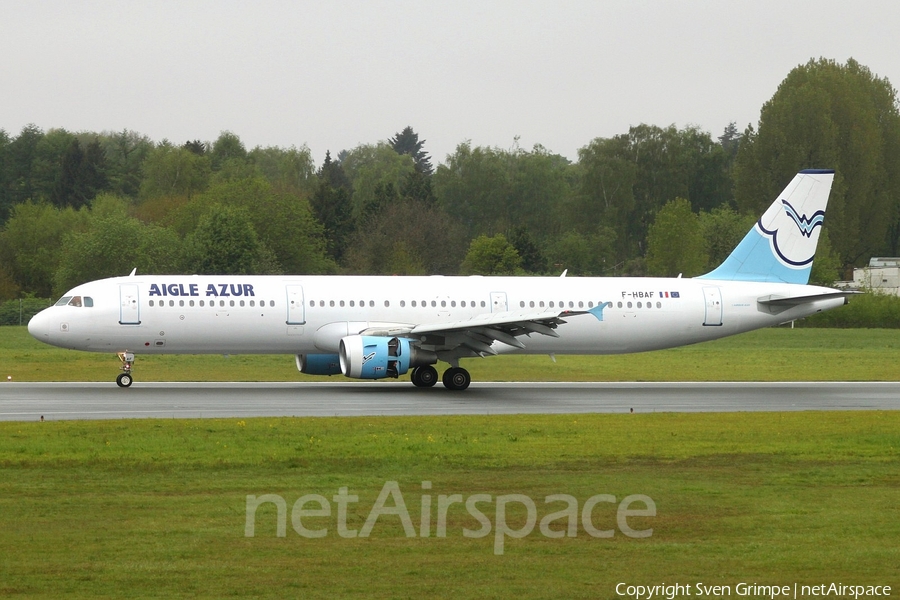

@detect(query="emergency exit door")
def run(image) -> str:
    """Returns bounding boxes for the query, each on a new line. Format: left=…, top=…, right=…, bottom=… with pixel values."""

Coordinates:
left=286, top=285, right=306, bottom=324
left=490, top=291, right=508, bottom=313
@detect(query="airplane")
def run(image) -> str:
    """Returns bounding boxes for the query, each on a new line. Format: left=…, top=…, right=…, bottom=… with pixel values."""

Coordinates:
left=28, top=169, right=852, bottom=390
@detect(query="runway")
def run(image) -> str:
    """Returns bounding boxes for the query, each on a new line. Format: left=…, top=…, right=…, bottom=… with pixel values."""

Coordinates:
left=1, top=381, right=897, bottom=421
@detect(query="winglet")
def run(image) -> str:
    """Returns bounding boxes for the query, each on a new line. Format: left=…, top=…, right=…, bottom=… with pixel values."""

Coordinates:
left=698, top=170, right=834, bottom=284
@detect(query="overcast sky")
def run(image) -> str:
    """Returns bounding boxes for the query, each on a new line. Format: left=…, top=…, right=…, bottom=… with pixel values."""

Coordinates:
left=2, top=1, right=898, bottom=165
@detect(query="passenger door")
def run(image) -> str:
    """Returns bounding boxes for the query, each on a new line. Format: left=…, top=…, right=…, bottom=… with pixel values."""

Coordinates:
left=702, top=286, right=723, bottom=326
left=119, top=284, right=141, bottom=325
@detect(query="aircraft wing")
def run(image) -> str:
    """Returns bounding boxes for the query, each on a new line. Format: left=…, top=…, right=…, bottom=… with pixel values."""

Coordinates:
left=359, top=305, right=607, bottom=357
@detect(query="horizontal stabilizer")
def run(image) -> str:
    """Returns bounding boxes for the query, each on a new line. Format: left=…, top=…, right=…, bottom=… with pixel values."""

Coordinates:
left=757, top=290, right=860, bottom=315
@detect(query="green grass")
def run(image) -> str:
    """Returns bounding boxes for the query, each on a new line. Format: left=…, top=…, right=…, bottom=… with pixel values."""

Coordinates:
left=0, top=412, right=898, bottom=598
left=3, top=326, right=900, bottom=382
left=3, top=326, right=899, bottom=596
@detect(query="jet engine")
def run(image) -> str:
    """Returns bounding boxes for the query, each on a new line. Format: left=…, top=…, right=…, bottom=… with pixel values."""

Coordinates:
left=339, top=335, right=436, bottom=379
left=295, top=353, right=342, bottom=375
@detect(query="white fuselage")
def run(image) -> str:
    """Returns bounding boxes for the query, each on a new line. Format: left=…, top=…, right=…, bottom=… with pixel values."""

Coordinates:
left=27, top=274, right=844, bottom=357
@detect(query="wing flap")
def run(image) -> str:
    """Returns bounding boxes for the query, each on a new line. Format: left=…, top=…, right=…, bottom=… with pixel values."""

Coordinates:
left=408, top=309, right=569, bottom=336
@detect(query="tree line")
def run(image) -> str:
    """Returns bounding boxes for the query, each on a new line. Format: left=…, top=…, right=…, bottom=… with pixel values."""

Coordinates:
left=1, top=58, right=899, bottom=302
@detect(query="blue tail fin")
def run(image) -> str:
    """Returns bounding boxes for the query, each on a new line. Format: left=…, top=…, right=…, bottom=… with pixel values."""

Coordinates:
left=699, top=169, right=835, bottom=284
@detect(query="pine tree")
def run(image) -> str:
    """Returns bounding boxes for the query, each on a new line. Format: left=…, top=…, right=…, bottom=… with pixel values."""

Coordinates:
left=310, top=151, right=355, bottom=262
left=389, top=126, right=433, bottom=175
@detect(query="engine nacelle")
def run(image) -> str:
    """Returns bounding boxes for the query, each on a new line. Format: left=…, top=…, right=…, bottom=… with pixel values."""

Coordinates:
left=296, top=354, right=342, bottom=375
left=339, top=336, right=436, bottom=380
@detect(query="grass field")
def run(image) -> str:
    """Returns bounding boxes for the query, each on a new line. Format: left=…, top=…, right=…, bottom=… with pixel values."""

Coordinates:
left=3, top=325, right=900, bottom=382
left=0, top=412, right=898, bottom=598
left=2, top=326, right=899, bottom=597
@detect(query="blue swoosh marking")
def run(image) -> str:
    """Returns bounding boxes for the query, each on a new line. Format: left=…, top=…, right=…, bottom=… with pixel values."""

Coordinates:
left=587, top=302, right=611, bottom=322
left=781, top=200, right=824, bottom=238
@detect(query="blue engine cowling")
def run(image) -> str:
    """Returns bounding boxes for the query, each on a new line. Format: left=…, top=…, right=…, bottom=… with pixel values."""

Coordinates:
left=339, top=335, right=435, bottom=379
left=295, top=353, right=342, bottom=375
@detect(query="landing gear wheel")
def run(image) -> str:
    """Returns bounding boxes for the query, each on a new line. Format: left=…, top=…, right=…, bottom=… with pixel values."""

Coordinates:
left=116, top=351, right=135, bottom=389
left=442, top=367, right=471, bottom=391
left=411, top=365, right=438, bottom=388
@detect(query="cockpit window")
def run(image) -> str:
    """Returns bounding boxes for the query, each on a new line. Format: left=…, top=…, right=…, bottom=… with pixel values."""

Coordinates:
left=54, top=295, right=93, bottom=307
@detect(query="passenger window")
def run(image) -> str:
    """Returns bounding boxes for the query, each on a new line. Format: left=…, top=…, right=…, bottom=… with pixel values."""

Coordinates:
left=340, top=300, right=345, bottom=307
left=270, top=301, right=275, bottom=307
left=240, top=300, right=245, bottom=307
left=200, top=300, right=205, bottom=307
left=441, top=300, right=446, bottom=307
left=481, top=301, right=486, bottom=308
left=539, top=301, right=545, bottom=308
left=149, top=300, right=155, bottom=307
left=461, top=301, right=466, bottom=308
left=350, top=300, right=355, bottom=307
left=656, top=301, right=661, bottom=308
left=384, top=300, right=390, bottom=307
left=411, top=300, right=417, bottom=307
left=169, top=300, right=175, bottom=307
left=400, top=300, right=405, bottom=307
left=179, top=300, right=184, bottom=307
left=189, top=300, right=195, bottom=307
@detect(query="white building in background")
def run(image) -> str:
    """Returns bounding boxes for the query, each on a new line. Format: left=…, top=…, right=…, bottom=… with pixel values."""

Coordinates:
left=846, top=257, right=900, bottom=296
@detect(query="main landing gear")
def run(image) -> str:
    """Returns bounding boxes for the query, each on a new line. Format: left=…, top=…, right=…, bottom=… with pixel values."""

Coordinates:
left=116, top=352, right=134, bottom=388
left=410, top=365, right=471, bottom=391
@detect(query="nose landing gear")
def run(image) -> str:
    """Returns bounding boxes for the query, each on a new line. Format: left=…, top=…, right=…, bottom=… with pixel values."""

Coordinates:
left=116, top=352, right=134, bottom=388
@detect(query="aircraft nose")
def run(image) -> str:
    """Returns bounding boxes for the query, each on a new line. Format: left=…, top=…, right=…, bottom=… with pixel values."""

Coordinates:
left=28, top=309, right=51, bottom=342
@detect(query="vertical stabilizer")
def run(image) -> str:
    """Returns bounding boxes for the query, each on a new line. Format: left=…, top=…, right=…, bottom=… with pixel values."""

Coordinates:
left=699, top=169, right=834, bottom=284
